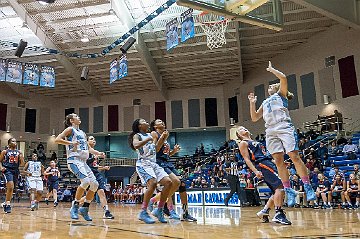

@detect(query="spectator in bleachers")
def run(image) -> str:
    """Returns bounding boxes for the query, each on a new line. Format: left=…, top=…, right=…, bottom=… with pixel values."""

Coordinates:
left=344, top=173, right=359, bottom=209
left=218, top=178, right=228, bottom=188
left=194, top=163, right=202, bottom=174
left=305, top=155, right=315, bottom=171
left=328, top=174, right=346, bottom=209
left=343, top=139, right=358, bottom=160
left=333, top=110, right=343, bottom=131
left=189, top=182, right=195, bottom=189
left=316, top=142, right=328, bottom=161
left=353, top=164, right=360, bottom=180
left=209, top=178, right=218, bottom=188
left=62, top=187, right=73, bottom=202
left=298, top=138, right=306, bottom=151
left=332, top=166, right=344, bottom=181
left=328, top=141, right=341, bottom=156
left=304, top=138, right=312, bottom=151
left=201, top=178, right=209, bottom=188
left=291, top=174, right=307, bottom=208
left=313, top=173, right=331, bottom=209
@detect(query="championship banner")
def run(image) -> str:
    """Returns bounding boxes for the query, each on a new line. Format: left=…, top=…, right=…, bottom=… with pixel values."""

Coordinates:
left=181, top=9, right=195, bottom=43
left=23, top=63, right=40, bottom=86
left=118, top=55, right=128, bottom=80
left=0, top=59, right=6, bottom=82
left=40, top=66, right=55, bottom=88
left=6, top=61, right=22, bottom=84
left=166, top=18, right=179, bottom=51
left=109, top=59, right=118, bottom=84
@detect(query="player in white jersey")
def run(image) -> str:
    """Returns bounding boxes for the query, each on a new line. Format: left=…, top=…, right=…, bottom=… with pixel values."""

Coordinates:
left=55, top=113, right=102, bottom=221
left=24, top=153, right=44, bottom=211
left=129, top=118, right=173, bottom=224
left=248, top=61, right=316, bottom=207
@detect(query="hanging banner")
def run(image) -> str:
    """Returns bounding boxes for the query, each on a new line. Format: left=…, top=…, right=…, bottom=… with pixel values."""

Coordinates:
left=118, top=55, right=128, bottom=80
left=110, top=59, right=118, bottom=84
left=6, top=61, right=22, bottom=84
left=0, top=59, right=6, bottom=82
left=181, top=9, right=195, bottom=43
left=40, top=66, right=55, bottom=88
left=166, top=18, right=179, bottom=51
left=23, top=63, right=40, bottom=86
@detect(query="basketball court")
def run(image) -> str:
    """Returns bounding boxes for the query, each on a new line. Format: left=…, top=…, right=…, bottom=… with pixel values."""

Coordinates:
left=0, top=203, right=359, bottom=238
left=1, top=0, right=360, bottom=238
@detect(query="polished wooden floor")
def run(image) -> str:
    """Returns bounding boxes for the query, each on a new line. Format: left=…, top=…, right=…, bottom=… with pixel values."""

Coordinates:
left=0, top=202, right=359, bottom=239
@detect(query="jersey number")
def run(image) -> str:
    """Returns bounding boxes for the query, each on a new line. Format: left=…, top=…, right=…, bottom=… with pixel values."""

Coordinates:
left=8, top=155, right=18, bottom=163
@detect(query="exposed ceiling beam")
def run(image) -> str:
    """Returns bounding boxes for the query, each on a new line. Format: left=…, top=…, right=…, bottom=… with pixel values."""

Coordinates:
left=234, top=22, right=244, bottom=84
left=291, top=0, right=360, bottom=30
left=8, top=0, right=101, bottom=101
left=112, top=0, right=168, bottom=99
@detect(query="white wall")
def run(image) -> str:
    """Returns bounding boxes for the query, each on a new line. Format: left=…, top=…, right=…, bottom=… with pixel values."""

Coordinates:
left=228, top=24, right=360, bottom=135
left=2, top=24, right=360, bottom=151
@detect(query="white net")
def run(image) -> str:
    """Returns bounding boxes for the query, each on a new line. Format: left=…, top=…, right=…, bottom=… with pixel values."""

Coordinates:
left=200, top=19, right=229, bottom=50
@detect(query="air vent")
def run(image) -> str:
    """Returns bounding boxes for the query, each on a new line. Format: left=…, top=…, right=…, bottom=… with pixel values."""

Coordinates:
left=18, top=101, right=25, bottom=108
left=325, top=56, right=335, bottom=68
left=133, top=99, right=141, bottom=106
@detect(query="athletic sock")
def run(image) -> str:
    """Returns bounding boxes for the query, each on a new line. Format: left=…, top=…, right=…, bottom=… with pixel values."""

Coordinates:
left=150, top=197, right=157, bottom=203
left=275, top=206, right=282, bottom=212
left=282, top=181, right=291, bottom=189
left=83, top=202, right=90, bottom=208
left=141, top=202, right=148, bottom=211
left=158, top=201, right=165, bottom=209
left=72, top=200, right=79, bottom=207
left=301, top=176, right=310, bottom=185
left=103, top=205, right=109, bottom=211
left=182, top=203, right=188, bottom=214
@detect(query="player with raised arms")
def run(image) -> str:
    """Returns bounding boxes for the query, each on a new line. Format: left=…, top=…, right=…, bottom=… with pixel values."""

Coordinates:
left=248, top=62, right=316, bottom=206
left=55, top=113, right=102, bottom=221
left=128, top=118, right=173, bottom=224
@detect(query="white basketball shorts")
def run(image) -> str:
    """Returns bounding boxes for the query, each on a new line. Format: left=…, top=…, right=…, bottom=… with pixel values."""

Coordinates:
left=136, top=159, right=168, bottom=185
left=27, top=177, right=44, bottom=191
left=265, top=121, right=299, bottom=154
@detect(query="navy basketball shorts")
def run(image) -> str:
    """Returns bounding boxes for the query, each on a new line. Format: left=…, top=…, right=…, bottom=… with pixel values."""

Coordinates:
left=256, top=160, right=283, bottom=193
left=93, top=171, right=106, bottom=191
left=48, top=180, right=59, bottom=191
left=3, top=168, right=19, bottom=184
left=156, top=159, right=180, bottom=176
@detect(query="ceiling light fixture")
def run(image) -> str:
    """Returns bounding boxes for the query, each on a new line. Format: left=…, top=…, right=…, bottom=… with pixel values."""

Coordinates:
left=36, top=0, right=55, bottom=5
left=80, top=34, right=89, bottom=43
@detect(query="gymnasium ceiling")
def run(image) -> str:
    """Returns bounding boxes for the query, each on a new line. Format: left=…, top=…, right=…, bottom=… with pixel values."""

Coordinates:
left=0, top=0, right=357, bottom=99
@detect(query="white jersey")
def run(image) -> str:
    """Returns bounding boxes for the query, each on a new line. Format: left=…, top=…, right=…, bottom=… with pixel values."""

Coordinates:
left=66, top=127, right=89, bottom=160
left=136, top=133, right=156, bottom=162
left=262, top=92, right=292, bottom=128
left=27, top=161, right=42, bottom=177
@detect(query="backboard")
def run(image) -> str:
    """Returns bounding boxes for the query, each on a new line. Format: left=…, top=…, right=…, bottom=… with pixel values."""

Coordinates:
left=176, top=0, right=284, bottom=31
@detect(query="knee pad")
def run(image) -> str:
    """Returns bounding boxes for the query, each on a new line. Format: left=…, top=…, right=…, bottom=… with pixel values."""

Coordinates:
left=89, top=179, right=99, bottom=192
left=80, top=177, right=91, bottom=189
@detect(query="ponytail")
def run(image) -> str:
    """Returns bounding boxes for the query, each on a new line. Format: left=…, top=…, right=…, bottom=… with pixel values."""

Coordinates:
left=128, top=119, right=142, bottom=151
left=64, top=113, right=75, bottom=128
left=272, top=83, right=294, bottom=100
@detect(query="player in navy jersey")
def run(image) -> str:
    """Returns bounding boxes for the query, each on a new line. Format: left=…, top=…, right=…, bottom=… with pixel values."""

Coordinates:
left=313, top=173, right=331, bottom=209
left=248, top=61, right=316, bottom=207
left=44, top=160, right=61, bottom=207
left=55, top=113, right=103, bottom=221
left=237, top=126, right=291, bottom=225
left=328, top=173, right=346, bottom=209
left=129, top=118, right=173, bottom=224
left=148, top=119, right=197, bottom=221
left=79, top=136, right=114, bottom=219
left=344, top=173, right=359, bottom=209
left=0, top=138, right=25, bottom=213
left=24, top=153, right=44, bottom=210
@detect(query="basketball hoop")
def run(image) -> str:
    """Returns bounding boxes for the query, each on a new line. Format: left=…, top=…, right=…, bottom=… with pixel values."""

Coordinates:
left=198, top=12, right=229, bottom=50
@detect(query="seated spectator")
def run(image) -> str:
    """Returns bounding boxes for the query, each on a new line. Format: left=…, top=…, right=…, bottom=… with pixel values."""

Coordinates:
left=328, top=141, right=341, bottom=156
left=201, top=179, right=209, bottom=188
left=209, top=178, right=218, bottom=188
left=291, top=174, right=307, bottom=208
left=313, top=173, right=331, bottom=209
left=316, top=142, right=328, bottom=161
left=344, top=173, right=360, bottom=209
left=305, top=156, right=315, bottom=171
left=330, top=166, right=344, bottom=181
left=62, top=187, right=73, bottom=202
left=218, top=178, right=228, bottom=188
left=298, top=138, right=306, bottom=151
left=343, top=139, right=358, bottom=160
left=194, top=176, right=202, bottom=187
left=189, top=182, right=196, bottom=189
left=194, top=163, right=202, bottom=174
left=353, top=164, right=360, bottom=180
left=328, top=174, right=346, bottom=209
left=239, top=174, right=247, bottom=189
left=112, top=187, right=119, bottom=202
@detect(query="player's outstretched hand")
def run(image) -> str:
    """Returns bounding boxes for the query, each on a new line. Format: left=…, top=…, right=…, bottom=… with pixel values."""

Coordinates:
left=266, top=61, right=274, bottom=72
left=248, top=93, right=257, bottom=103
left=255, top=170, right=263, bottom=179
